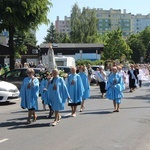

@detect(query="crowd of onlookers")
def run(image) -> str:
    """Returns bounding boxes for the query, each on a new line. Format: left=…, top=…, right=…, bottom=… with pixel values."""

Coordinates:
left=14, top=61, right=45, bottom=69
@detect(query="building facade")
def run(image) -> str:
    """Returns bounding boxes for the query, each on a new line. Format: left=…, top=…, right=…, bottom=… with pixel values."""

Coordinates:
left=96, top=8, right=132, bottom=36
left=131, top=14, right=150, bottom=33
left=55, top=16, right=71, bottom=34
left=0, top=29, right=9, bottom=45
left=55, top=9, right=150, bottom=36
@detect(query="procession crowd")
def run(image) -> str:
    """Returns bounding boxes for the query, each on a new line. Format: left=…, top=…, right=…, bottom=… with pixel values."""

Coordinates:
left=19, top=63, right=150, bottom=126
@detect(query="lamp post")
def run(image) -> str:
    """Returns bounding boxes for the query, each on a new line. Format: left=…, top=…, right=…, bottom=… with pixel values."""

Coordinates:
left=96, top=50, right=98, bottom=60
left=37, top=45, right=41, bottom=61
left=80, top=50, right=83, bottom=60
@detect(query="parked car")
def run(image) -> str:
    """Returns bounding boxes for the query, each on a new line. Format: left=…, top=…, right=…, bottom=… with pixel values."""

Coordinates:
left=91, top=65, right=100, bottom=72
left=57, top=66, right=71, bottom=74
left=90, top=66, right=100, bottom=84
left=0, top=81, right=19, bottom=102
left=0, top=68, right=42, bottom=89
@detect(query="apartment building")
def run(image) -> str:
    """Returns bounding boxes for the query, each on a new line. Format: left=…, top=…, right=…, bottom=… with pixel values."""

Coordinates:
left=132, top=14, right=150, bottom=33
left=55, top=16, right=71, bottom=34
left=96, top=8, right=132, bottom=36
left=55, top=9, right=150, bottom=36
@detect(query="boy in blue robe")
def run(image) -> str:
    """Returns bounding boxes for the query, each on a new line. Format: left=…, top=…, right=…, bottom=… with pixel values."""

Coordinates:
left=40, top=72, right=54, bottom=118
left=78, top=66, right=90, bottom=112
left=67, top=67, right=84, bottom=117
left=40, top=73, right=47, bottom=110
left=48, top=69, right=70, bottom=126
left=106, top=67, right=124, bottom=112
left=20, top=68, right=39, bottom=124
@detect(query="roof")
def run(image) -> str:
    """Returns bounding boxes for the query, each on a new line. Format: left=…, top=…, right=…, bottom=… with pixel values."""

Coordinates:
left=40, top=43, right=104, bottom=48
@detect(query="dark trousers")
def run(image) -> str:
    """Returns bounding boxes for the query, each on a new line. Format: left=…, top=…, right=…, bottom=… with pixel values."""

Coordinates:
left=98, top=81, right=106, bottom=94
left=139, top=80, right=142, bottom=87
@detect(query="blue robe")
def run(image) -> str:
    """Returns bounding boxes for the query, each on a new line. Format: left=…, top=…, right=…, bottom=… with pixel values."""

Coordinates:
left=67, top=74, right=84, bottom=104
left=20, top=77, right=39, bottom=110
left=106, top=73, right=124, bottom=104
left=40, top=79, right=50, bottom=105
left=47, top=77, right=70, bottom=111
left=79, top=72, right=90, bottom=100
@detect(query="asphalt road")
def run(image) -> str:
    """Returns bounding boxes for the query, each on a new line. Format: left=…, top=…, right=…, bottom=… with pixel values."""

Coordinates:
left=0, top=82, right=150, bottom=150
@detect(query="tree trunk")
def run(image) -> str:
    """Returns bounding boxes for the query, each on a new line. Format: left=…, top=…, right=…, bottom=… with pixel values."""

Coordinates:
left=9, top=25, right=15, bottom=70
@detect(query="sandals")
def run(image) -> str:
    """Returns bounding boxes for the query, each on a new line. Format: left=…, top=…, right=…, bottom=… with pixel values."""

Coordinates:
left=52, top=121, right=57, bottom=126
left=57, top=115, right=61, bottom=123
left=33, top=116, right=37, bottom=122
left=26, top=120, right=31, bottom=124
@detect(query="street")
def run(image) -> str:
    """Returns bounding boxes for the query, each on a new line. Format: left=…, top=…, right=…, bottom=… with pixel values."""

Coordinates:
left=0, top=82, right=150, bottom=150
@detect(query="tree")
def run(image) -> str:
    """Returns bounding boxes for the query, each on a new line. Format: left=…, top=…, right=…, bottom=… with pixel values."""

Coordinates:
left=127, top=34, right=146, bottom=63
left=139, top=27, right=150, bottom=62
left=70, top=4, right=99, bottom=43
left=103, top=29, right=132, bottom=61
left=13, top=29, right=37, bottom=58
left=0, top=0, right=52, bottom=69
left=59, top=33, right=71, bottom=43
left=44, top=23, right=60, bottom=43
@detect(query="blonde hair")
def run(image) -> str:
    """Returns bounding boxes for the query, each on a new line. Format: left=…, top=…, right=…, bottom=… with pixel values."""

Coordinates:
left=26, top=68, right=35, bottom=75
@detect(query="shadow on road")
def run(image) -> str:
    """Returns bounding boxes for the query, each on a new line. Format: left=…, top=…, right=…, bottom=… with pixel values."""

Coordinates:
left=89, top=95, right=101, bottom=99
left=0, top=115, right=53, bottom=130
left=125, top=94, right=150, bottom=101
left=0, top=101, right=16, bottom=106
left=80, top=111, right=113, bottom=115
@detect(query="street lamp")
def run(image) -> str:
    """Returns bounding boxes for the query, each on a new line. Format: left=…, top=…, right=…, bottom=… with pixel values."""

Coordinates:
left=96, top=50, right=98, bottom=60
left=37, top=45, right=41, bottom=61
left=80, top=50, right=83, bottom=60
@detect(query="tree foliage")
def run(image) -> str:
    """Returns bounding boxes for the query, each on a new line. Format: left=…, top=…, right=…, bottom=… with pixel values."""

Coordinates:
left=44, top=23, right=60, bottom=43
left=70, top=4, right=99, bottom=43
left=103, top=29, right=132, bottom=61
left=0, top=0, right=52, bottom=69
left=127, top=34, right=146, bottom=63
left=44, top=23, right=71, bottom=43
left=13, top=29, right=37, bottom=58
left=127, top=27, right=150, bottom=63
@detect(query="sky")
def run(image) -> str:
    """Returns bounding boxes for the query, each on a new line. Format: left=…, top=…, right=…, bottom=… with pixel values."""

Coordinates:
left=36, top=0, right=150, bottom=45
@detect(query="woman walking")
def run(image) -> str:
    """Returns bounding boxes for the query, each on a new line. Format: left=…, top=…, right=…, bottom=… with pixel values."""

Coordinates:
left=97, top=66, right=107, bottom=98
left=48, top=69, right=70, bottom=126
left=78, top=66, right=90, bottom=112
left=67, top=67, right=84, bottom=117
left=128, top=64, right=139, bottom=92
left=20, top=68, right=39, bottom=124
left=106, top=67, right=124, bottom=112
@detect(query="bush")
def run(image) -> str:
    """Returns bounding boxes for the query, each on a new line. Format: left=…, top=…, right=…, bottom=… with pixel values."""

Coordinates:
left=76, top=59, right=105, bottom=66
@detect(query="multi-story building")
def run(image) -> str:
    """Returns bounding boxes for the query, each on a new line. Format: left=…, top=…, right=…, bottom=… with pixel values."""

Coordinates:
left=55, top=16, right=71, bottom=34
left=55, top=9, right=150, bottom=37
left=0, top=29, right=9, bottom=45
left=131, top=14, right=150, bottom=33
left=96, top=8, right=132, bottom=36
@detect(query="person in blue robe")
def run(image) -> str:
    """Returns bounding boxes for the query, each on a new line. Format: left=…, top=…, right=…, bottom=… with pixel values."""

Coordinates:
left=40, top=75, right=48, bottom=110
left=67, top=67, right=84, bottom=117
left=40, top=72, right=54, bottom=118
left=47, top=69, right=70, bottom=126
left=78, top=66, right=90, bottom=112
left=106, top=67, right=124, bottom=112
left=20, top=68, right=39, bottom=124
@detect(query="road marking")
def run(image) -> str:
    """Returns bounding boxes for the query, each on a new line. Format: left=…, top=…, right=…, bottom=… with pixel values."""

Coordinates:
left=0, top=138, right=9, bottom=144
